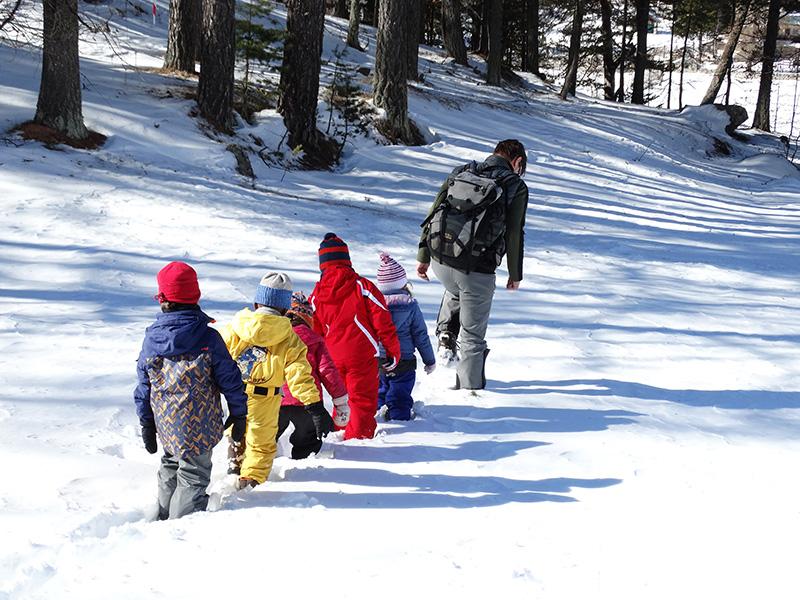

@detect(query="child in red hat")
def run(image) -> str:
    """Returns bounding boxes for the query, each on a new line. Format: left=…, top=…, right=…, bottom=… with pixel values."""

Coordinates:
left=309, top=234, right=401, bottom=440
left=134, top=261, right=248, bottom=519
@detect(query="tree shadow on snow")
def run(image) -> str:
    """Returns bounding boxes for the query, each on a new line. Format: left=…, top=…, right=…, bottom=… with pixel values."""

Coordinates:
left=226, top=468, right=622, bottom=509
left=403, top=404, right=641, bottom=436
left=490, top=379, right=800, bottom=410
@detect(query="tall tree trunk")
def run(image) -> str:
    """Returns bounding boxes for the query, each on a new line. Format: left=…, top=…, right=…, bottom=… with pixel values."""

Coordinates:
left=486, top=0, right=502, bottom=85
left=347, top=0, right=362, bottom=49
left=631, top=0, right=649, bottom=104
left=701, top=0, right=752, bottom=105
left=198, top=0, right=235, bottom=132
left=372, top=0, right=379, bottom=26
left=753, top=0, right=781, bottom=131
left=560, top=0, right=584, bottom=100
left=470, top=2, right=481, bottom=52
left=479, top=0, right=490, bottom=54
left=524, top=0, right=539, bottom=74
left=164, top=0, right=199, bottom=72
left=618, top=0, right=629, bottom=101
left=442, top=0, right=468, bottom=65
left=35, top=0, right=88, bottom=140
left=279, top=0, right=333, bottom=164
left=667, top=0, right=676, bottom=108
left=374, top=0, right=417, bottom=144
left=678, top=0, right=694, bottom=110
left=599, top=0, right=614, bottom=100
left=334, top=0, right=347, bottom=18
left=408, top=0, right=421, bottom=79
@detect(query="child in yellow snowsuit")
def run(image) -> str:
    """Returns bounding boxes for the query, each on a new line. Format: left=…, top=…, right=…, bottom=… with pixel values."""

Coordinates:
left=221, top=272, right=334, bottom=489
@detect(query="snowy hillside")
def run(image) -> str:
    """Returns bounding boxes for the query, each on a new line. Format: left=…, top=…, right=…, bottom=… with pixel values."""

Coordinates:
left=2, top=4, right=800, bottom=600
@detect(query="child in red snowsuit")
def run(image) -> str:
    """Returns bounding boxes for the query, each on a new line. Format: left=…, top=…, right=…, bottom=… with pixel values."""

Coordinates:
left=310, top=233, right=401, bottom=440
left=278, top=292, right=350, bottom=458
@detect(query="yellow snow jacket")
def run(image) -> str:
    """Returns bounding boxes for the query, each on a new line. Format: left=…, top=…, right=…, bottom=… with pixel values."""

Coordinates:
left=220, top=308, right=320, bottom=406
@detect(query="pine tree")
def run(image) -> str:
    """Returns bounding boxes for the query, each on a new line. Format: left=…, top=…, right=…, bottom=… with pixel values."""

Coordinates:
left=408, top=0, right=422, bottom=79
left=35, top=0, right=88, bottom=140
left=347, top=0, right=362, bottom=50
left=560, top=0, right=584, bottom=100
left=443, top=0, right=468, bottom=65
left=753, top=0, right=781, bottom=131
left=198, top=0, right=236, bottom=132
left=374, top=0, right=419, bottom=143
left=524, top=0, right=540, bottom=75
left=631, top=0, right=649, bottom=104
left=235, top=0, right=280, bottom=118
left=486, top=0, right=502, bottom=85
left=701, top=0, right=752, bottom=105
left=279, top=0, right=336, bottom=166
left=164, top=0, right=200, bottom=73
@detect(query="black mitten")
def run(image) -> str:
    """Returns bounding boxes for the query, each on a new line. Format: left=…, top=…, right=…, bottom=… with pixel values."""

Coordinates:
left=305, top=401, right=334, bottom=439
left=142, top=423, right=158, bottom=454
left=224, top=414, right=247, bottom=443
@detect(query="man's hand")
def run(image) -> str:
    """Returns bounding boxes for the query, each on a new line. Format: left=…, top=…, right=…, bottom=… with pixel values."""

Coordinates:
left=506, top=278, right=521, bottom=290
left=417, top=262, right=430, bottom=281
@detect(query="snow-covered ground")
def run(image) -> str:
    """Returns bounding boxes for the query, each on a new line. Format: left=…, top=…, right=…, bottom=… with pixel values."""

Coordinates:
left=2, top=4, right=800, bottom=599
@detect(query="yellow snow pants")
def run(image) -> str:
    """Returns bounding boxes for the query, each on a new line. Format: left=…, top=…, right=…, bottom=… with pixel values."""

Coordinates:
left=240, top=390, right=282, bottom=484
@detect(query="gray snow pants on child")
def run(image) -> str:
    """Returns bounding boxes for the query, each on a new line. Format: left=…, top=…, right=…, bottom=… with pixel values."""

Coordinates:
left=157, top=450, right=212, bottom=520
left=431, top=261, right=496, bottom=389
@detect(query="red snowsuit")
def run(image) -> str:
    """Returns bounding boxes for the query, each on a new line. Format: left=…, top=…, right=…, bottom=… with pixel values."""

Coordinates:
left=310, top=265, right=401, bottom=440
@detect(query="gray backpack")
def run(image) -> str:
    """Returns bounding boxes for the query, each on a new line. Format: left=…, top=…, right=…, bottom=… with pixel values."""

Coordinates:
left=422, top=162, right=510, bottom=272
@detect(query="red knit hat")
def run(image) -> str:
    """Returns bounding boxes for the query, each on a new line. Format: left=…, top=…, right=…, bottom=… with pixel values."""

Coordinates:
left=155, top=261, right=201, bottom=304
left=318, top=232, right=351, bottom=271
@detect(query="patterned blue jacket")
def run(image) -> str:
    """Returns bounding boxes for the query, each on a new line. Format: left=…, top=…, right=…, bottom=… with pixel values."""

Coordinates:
left=382, top=290, right=436, bottom=366
left=134, top=309, right=248, bottom=458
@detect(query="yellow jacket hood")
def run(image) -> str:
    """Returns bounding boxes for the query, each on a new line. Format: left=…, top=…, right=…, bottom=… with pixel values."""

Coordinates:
left=229, top=308, right=293, bottom=347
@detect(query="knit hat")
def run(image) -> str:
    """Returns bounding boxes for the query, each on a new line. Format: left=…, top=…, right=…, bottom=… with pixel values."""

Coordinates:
left=286, top=291, right=314, bottom=328
left=254, top=272, right=293, bottom=310
left=376, top=252, right=407, bottom=293
left=318, top=232, right=351, bottom=271
left=155, top=261, right=201, bottom=304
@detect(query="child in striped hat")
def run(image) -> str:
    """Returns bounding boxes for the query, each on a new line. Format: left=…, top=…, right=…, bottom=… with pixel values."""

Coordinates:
left=376, top=253, right=436, bottom=420
left=310, top=233, right=401, bottom=440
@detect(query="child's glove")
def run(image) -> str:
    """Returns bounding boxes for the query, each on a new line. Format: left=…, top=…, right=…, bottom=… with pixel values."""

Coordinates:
left=332, top=394, right=350, bottom=427
left=306, top=401, right=335, bottom=439
left=380, top=355, right=398, bottom=373
left=424, top=363, right=436, bottom=375
left=141, top=422, right=157, bottom=454
left=224, top=414, right=247, bottom=443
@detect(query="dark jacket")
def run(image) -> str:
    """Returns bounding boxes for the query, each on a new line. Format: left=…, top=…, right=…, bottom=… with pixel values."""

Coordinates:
left=418, top=154, right=529, bottom=281
left=134, top=309, right=248, bottom=458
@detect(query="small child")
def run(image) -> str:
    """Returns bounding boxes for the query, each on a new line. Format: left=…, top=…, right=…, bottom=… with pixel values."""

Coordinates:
left=375, top=253, right=436, bottom=420
left=133, top=261, right=248, bottom=520
left=310, top=233, right=401, bottom=440
left=221, top=272, right=333, bottom=489
left=278, top=292, right=350, bottom=459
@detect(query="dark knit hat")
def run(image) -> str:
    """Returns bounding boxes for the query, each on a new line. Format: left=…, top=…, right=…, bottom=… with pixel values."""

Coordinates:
left=318, top=232, right=351, bottom=270
left=286, top=291, right=314, bottom=328
left=155, top=261, right=201, bottom=304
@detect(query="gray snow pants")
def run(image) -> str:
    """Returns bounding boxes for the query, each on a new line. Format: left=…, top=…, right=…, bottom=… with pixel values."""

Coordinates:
left=431, top=261, right=496, bottom=389
left=157, top=450, right=212, bottom=520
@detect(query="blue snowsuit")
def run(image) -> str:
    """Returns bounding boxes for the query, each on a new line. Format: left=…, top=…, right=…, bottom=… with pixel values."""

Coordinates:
left=378, top=290, right=436, bottom=420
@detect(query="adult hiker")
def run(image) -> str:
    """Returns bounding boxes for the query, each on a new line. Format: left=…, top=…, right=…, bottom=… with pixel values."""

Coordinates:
left=416, top=139, right=529, bottom=390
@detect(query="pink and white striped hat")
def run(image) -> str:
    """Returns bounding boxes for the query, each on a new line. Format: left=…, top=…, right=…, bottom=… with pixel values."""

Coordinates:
left=376, top=252, right=408, bottom=293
